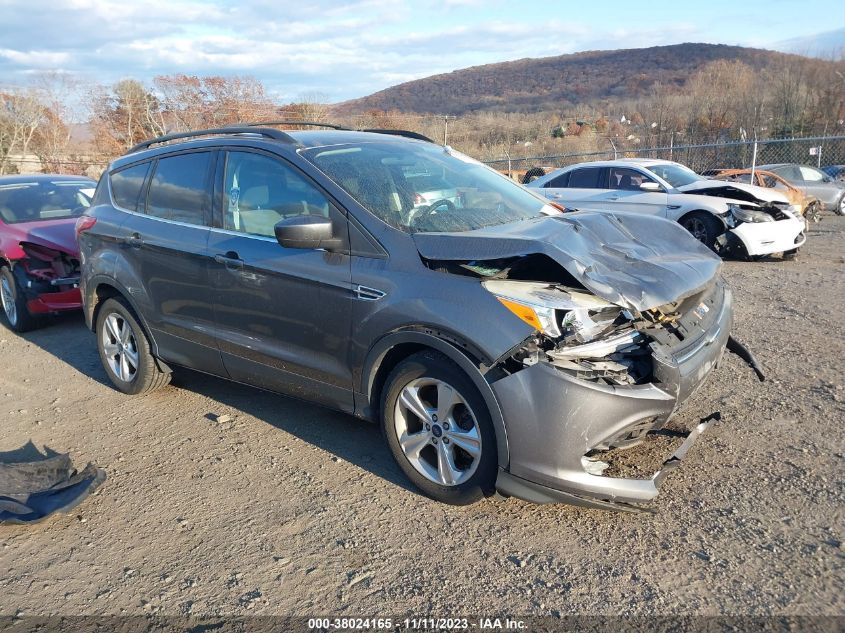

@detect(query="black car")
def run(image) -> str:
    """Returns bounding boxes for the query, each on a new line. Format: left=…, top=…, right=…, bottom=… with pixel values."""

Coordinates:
left=77, top=124, right=758, bottom=509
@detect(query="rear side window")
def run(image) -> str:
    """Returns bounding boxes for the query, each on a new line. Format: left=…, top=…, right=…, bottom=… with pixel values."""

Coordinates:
left=568, top=167, right=603, bottom=188
left=798, top=166, right=825, bottom=182
left=145, top=152, right=212, bottom=225
left=110, top=163, right=150, bottom=211
left=545, top=172, right=570, bottom=188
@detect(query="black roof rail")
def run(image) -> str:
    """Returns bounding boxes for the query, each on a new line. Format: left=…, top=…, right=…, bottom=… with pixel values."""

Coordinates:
left=125, top=127, right=298, bottom=155
left=360, top=129, right=436, bottom=143
left=235, top=120, right=436, bottom=143
left=234, top=120, right=350, bottom=130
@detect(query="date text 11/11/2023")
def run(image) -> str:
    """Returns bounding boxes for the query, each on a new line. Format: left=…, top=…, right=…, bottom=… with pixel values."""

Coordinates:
left=307, top=617, right=527, bottom=630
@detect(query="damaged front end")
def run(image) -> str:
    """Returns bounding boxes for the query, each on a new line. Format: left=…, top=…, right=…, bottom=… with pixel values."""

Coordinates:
left=13, top=241, right=82, bottom=314
left=717, top=204, right=807, bottom=259
left=415, top=213, right=762, bottom=509
left=424, top=247, right=759, bottom=510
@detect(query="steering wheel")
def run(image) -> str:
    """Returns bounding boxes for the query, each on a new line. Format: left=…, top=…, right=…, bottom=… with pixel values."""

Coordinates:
left=410, top=198, right=456, bottom=228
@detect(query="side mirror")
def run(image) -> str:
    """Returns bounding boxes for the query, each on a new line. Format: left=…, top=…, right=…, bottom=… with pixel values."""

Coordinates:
left=274, top=215, right=342, bottom=251
left=639, top=181, right=662, bottom=192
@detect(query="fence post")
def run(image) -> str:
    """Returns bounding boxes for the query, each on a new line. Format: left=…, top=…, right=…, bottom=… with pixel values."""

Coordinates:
left=750, top=135, right=758, bottom=180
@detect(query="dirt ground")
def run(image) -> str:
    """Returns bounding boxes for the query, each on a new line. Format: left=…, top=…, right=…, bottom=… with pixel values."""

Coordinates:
left=1, top=218, right=843, bottom=619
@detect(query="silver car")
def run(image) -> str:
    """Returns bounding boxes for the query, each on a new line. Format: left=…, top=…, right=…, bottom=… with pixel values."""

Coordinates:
left=759, top=163, right=845, bottom=215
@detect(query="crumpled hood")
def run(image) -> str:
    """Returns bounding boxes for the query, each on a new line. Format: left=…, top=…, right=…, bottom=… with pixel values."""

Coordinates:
left=678, top=179, right=789, bottom=205
left=413, top=212, right=722, bottom=311
left=17, top=220, right=79, bottom=256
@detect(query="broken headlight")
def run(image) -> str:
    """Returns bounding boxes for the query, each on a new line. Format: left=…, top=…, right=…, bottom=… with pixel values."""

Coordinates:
left=731, top=205, right=774, bottom=223
left=483, top=280, right=624, bottom=341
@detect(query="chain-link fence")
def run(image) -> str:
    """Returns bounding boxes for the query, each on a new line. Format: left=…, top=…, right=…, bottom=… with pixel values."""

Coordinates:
left=483, top=135, right=845, bottom=180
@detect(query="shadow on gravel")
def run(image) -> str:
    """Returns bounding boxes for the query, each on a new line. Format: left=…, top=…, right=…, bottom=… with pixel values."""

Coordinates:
left=172, top=368, right=421, bottom=496
left=6, top=312, right=114, bottom=389
left=12, top=313, right=418, bottom=495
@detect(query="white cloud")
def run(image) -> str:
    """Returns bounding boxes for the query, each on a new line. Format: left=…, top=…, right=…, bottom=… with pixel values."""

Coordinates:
left=0, top=0, right=719, bottom=101
left=0, top=49, right=71, bottom=67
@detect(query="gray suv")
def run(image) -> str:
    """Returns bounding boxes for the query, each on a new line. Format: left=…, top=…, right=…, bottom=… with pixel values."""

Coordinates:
left=77, top=124, right=761, bottom=509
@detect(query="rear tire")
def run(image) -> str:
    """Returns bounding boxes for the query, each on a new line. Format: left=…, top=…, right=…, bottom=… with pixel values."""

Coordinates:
left=0, top=266, right=41, bottom=333
left=679, top=211, right=723, bottom=252
left=380, top=351, right=497, bottom=505
left=95, top=297, right=170, bottom=395
left=521, top=167, right=546, bottom=184
left=836, top=195, right=845, bottom=216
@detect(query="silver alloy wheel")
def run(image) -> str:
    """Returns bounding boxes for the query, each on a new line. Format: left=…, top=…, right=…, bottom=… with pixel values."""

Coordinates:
left=101, top=312, right=140, bottom=383
left=393, top=377, right=481, bottom=486
left=1, top=276, right=17, bottom=327
left=839, top=196, right=845, bottom=215
left=684, top=217, right=708, bottom=242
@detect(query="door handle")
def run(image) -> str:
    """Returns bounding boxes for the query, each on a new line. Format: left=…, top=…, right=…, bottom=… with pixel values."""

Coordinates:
left=605, top=195, right=620, bottom=201
left=123, top=233, right=143, bottom=248
left=214, top=252, right=244, bottom=270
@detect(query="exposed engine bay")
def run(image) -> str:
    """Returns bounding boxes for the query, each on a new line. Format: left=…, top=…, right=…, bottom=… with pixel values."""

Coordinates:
left=424, top=253, right=762, bottom=390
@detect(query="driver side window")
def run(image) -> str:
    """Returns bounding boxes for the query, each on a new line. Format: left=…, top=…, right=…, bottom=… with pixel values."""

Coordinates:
left=223, top=151, right=334, bottom=238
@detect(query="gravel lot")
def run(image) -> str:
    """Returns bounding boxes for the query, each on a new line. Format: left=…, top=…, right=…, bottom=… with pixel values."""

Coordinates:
left=1, top=218, right=843, bottom=618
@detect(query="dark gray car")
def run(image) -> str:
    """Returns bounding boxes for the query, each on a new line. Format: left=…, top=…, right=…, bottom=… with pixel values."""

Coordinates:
left=758, top=163, right=845, bottom=215
left=77, top=125, right=761, bottom=509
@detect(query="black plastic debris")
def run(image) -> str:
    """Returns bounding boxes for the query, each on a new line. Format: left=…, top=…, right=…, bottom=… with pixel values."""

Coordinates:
left=0, top=442, right=106, bottom=524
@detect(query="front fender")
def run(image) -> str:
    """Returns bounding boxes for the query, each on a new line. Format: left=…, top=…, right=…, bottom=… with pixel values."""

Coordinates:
left=360, top=329, right=510, bottom=469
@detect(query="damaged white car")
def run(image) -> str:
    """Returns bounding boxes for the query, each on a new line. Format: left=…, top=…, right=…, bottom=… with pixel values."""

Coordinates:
left=527, top=158, right=806, bottom=259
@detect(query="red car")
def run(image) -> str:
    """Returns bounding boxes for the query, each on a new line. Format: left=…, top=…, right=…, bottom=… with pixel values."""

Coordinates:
left=0, top=174, right=96, bottom=332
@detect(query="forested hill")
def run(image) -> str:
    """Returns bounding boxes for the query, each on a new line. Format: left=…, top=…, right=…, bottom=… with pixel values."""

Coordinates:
left=336, top=43, right=812, bottom=115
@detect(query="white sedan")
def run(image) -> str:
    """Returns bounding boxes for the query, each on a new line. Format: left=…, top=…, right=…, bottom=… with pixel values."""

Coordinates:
left=527, top=159, right=806, bottom=258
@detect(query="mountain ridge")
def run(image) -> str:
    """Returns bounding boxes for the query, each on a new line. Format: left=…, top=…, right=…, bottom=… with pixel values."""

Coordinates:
left=335, top=43, right=818, bottom=115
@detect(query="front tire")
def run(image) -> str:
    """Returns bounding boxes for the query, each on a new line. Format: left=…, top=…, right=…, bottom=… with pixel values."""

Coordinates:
left=95, top=297, right=170, bottom=395
left=381, top=351, right=497, bottom=505
left=679, top=211, right=723, bottom=252
left=0, top=266, right=41, bottom=333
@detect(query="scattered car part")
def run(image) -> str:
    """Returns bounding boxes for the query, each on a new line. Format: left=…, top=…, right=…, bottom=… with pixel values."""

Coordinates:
left=0, top=443, right=106, bottom=524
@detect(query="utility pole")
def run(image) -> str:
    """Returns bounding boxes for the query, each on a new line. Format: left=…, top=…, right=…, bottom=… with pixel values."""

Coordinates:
left=443, top=116, right=449, bottom=146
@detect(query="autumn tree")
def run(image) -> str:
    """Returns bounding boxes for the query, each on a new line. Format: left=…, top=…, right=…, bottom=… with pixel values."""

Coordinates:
left=153, top=74, right=276, bottom=131
left=88, top=79, right=166, bottom=155
left=31, top=72, right=85, bottom=173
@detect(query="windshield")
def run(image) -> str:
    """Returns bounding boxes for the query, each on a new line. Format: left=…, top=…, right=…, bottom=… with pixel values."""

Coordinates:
left=646, top=163, right=700, bottom=188
left=0, top=180, right=94, bottom=224
left=301, top=141, right=556, bottom=233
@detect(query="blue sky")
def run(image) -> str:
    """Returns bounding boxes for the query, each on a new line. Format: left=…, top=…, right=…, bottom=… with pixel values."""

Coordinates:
left=0, top=0, right=842, bottom=102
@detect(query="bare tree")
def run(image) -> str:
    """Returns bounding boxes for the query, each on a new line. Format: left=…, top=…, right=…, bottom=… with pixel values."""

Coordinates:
left=0, top=87, right=45, bottom=174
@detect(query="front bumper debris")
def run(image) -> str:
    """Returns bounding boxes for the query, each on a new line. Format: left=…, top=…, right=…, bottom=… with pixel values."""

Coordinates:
left=492, top=284, right=735, bottom=508
left=496, top=412, right=721, bottom=511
